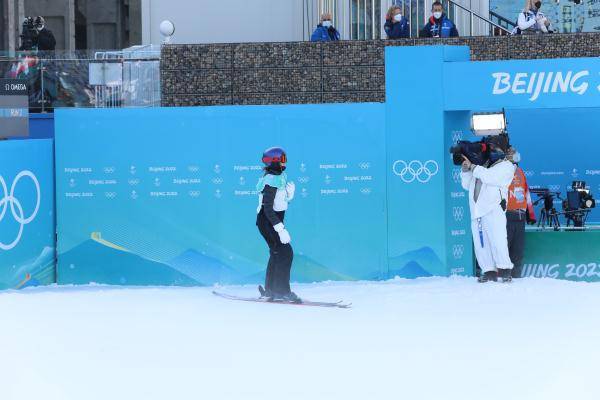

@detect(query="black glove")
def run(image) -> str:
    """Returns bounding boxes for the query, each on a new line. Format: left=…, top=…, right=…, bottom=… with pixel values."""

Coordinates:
left=526, top=214, right=536, bottom=225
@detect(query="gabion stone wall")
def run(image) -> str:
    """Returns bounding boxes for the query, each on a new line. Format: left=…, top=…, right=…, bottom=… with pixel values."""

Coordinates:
left=161, top=33, right=600, bottom=107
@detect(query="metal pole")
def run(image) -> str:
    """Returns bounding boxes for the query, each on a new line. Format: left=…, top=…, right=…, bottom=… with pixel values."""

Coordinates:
left=350, top=0, right=353, bottom=39
left=470, top=11, right=474, bottom=36
left=372, top=0, right=375, bottom=39
left=362, top=0, right=366, bottom=39
left=416, top=0, right=419, bottom=35
left=303, top=0, right=306, bottom=40
left=409, top=0, right=412, bottom=37
left=356, top=0, right=359, bottom=39
left=40, top=60, right=45, bottom=112
left=342, top=0, right=345, bottom=40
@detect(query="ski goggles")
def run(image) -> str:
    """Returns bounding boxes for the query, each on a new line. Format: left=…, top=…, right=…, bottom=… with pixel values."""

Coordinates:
left=262, top=153, right=287, bottom=164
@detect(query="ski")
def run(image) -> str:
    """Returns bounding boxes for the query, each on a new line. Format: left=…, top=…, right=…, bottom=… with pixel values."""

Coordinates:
left=212, top=291, right=351, bottom=308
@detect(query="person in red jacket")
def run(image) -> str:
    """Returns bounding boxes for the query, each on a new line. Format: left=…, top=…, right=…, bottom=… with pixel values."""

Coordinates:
left=506, top=146, right=536, bottom=279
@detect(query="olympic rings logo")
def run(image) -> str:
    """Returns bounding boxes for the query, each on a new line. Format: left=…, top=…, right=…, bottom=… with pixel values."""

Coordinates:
left=452, top=168, right=461, bottom=184
left=452, top=206, right=465, bottom=222
left=0, top=171, right=41, bottom=251
left=392, top=160, right=439, bottom=183
left=452, top=244, right=464, bottom=259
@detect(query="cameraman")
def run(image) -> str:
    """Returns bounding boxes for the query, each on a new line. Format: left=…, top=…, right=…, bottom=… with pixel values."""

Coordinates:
left=506, top=147, right=536, bottom=278
left=34, top=17, right=56, bottom=51
left=460, top=135, right=516, bottom=283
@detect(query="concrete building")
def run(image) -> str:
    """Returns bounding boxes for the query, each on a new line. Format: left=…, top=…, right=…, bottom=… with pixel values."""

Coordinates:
left=1, top=0, right=142, bottom=52
left=141, top=0, right=491, bottom=46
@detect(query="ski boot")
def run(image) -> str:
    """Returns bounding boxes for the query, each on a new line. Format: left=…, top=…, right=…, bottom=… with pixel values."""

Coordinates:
left=498, top=269, right=512, bottom=283
left=477, top=271, right=498, bottom=283
left=272, top=291, right=302, bottom=304
left=258, top=285, right=273, bottom=299
left=283, top=291, right=302, bottom=304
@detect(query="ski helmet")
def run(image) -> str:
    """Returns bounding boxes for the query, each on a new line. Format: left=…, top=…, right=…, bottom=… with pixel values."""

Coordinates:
left=262, top=147, right=287, bottom=172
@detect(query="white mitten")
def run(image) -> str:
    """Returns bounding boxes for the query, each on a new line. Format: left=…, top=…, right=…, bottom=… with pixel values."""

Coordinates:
left=273, top=223, right=291, bottom=244
left=286, top=182, right=296, bottom=201
left=538, top=17, right=548, bottom=32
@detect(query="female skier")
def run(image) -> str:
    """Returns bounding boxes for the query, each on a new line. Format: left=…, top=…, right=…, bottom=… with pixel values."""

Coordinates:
left=256, top=147, right=299, bottom=302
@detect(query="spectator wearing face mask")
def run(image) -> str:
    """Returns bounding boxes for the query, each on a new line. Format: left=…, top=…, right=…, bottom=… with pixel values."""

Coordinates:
left=512, top=0, right=553, bottom=34
left=505, top=147, right=536, bottom=278
left=34, top=16, right=56, bottom=51
left=311, top=13, right=340, bottom=42
left=384, top=5, right=410, bottom=39
left=421, top=1, right=459, bottom=38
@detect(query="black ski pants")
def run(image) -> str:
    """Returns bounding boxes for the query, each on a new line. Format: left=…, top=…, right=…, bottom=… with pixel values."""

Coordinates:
left=507, top=210, right=526, bottom=278
left=256, top=209, right=293, bottom=296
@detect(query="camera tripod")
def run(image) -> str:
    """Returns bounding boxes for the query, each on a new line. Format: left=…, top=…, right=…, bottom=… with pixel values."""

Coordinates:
left=537, top=205, right=561, bottom=231
left=531, top=190, right=562, bottom=231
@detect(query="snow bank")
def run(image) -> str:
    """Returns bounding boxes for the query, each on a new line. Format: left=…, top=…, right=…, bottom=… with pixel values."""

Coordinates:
left=1, top=277, right=598, bottom=400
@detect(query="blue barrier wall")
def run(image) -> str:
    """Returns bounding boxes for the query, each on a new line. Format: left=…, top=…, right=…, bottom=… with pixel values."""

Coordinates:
left=52, top=46, right=600, bottom=287
left=29, top=113, right=54, bottom=139
left=55, top=104, right=388, bottom=285
left=0, top=139, right=55, bottom=290
left=385, top=46, right=473, bottom=278
left=506, top=108, right=600, bottom=223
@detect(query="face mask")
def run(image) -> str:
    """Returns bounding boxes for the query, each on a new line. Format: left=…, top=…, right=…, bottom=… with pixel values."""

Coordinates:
left=534, top=1, right=542, bottom=8
left=433, top=11, right=442, bottom=19
left=322, top=20, right=332, bottom=28
left=393, top=14, right=403, bottom=22
left=511, top=151, right=521, bottom=163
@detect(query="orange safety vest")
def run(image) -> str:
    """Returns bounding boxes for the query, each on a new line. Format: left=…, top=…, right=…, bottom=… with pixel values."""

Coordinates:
left=507, top=166, right=536, bottom=220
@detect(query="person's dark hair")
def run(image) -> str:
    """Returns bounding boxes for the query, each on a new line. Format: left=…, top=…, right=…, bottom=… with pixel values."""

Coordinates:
left=431, top=1, right=443, bottom=10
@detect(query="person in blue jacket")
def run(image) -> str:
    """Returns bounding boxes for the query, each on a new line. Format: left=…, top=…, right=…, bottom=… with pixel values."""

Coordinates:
left=420, top=1, right=459, bottom=38
left=384, top=5, right=409, bottom=39
left=311, top=13, right=340, bottom=42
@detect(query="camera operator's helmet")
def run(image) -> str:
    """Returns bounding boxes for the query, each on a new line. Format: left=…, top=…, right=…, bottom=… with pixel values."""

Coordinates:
left=33, top=16, right=45, bottom=30
left=262, top=147, right=287, bottom=173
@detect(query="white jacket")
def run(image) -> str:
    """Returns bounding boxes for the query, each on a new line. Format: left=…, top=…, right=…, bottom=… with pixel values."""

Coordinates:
left=461, top=160, right=516, bottom=220
left=516, top=10, right=549, bottom=34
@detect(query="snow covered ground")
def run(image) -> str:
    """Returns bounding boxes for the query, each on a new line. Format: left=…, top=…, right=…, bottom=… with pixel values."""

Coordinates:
left=1, top=277, right=599, bottom=400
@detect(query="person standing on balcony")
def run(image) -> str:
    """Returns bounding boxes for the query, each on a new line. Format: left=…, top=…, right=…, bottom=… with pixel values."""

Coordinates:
left=34, top=17, right=56, bottom=51
left=311, top=13, right=341, bottom=42
left=384, top=5, right=410, bottom=39
left=420, top=1, right=459, bottom=38
left=512, top=0, right=552, bottom=34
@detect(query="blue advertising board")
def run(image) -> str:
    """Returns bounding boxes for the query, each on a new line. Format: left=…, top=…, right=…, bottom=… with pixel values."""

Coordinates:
left=55, top=104, right=388, bottom=286
left=443, top=57, right=600, bottom=111
left=385, top=46, right=473, bottom=279
left=51, top=45, right=600, bottom=287
left=506, top=107, right=600, bottom=224
left=0, top=139, right=55, bottom=290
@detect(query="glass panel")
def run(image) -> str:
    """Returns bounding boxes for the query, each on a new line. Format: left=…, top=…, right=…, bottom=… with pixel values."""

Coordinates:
left=351, top=0, right=358, bottom=39
left=0, top=48, right=160, bottom=111
left=364, top=0, right=373, bottom=39
left=359, top=0, right=365, bottom=39
left=375, top=0, right=381, bottom=39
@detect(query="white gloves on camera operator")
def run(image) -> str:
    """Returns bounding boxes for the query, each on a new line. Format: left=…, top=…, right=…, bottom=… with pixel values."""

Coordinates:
left=461, top=156, right=475, bottom=172
left=286, top=182, right=296, bottom=201
left=273, top=223, right=291, bottom=244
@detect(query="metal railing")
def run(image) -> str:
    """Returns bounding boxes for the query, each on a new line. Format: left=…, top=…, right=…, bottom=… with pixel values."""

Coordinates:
left=489, top=10, right=517, bottom=33
left=445, top=0, right=512, bottom=36
left=314, top=0, right=513, bottom=39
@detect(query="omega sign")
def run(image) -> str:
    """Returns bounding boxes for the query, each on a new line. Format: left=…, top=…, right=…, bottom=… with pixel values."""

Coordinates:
left=491, top=71, right=597, bottom=101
